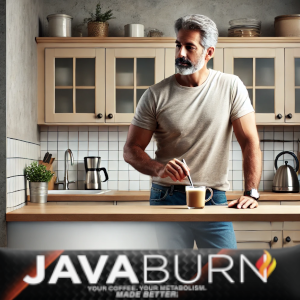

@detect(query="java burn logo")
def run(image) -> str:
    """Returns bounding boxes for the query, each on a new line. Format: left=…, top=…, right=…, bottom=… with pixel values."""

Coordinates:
left=255, top=250, right=276, bottom=278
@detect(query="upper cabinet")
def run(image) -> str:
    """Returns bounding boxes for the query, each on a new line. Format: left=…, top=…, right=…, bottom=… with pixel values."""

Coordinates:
left=224, top=48, right=284, bottom=123
left=36, top=37, right=300, bottom=125
left=285, top=49, right=300, bottom=123
left=45, top=48, right=105, bottom=123
left=106, top=48, right=164, bottom=123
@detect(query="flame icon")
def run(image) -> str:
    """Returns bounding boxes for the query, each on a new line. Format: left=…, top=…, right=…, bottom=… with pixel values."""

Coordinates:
left=255, top=250, right=276, bottom=278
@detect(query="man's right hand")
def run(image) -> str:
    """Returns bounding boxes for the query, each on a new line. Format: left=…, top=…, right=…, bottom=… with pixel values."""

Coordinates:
left=157, top=158, right=190, bottom=182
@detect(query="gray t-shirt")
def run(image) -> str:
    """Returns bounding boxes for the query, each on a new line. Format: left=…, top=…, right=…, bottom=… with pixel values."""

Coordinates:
left=131, top=69, right=254, bottom=191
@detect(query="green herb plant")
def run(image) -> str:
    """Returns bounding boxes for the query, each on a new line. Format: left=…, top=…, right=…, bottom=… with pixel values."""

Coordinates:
left=25, top=162, right=54, bottom=182
left=84, top=1, right=115, bottom=23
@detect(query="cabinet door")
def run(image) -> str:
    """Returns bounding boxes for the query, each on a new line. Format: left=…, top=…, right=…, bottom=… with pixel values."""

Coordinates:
left=224, top=48, right=284, bottom=123
left=285, top=48, right=300, bottom=122
left=45, top=48, right=105, bottom=123
left=106, top=48, right=164, bottom=123
left=235, top=230, right=282, bottom=249
left=283, top=230, right=300, bottom=248
left=165, top=48, right=223, bottom=78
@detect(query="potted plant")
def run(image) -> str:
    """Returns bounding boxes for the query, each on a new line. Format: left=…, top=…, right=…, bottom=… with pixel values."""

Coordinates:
left=84, top=1, right=115, bottom=37
left=25, top=162, right=54, bottom=203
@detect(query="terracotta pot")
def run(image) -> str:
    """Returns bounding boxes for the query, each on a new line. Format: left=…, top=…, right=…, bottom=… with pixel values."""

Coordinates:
left=88, top=22, right=109, bottom=37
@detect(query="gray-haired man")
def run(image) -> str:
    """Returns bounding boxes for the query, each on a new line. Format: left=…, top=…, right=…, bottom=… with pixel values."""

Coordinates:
left=123, top=15, right=262, bottom=249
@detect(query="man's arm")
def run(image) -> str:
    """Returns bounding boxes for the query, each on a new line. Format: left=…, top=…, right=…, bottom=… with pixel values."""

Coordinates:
left=228, top=112, right=262, bottom=209
left=123, top=124, right=189, bottom=182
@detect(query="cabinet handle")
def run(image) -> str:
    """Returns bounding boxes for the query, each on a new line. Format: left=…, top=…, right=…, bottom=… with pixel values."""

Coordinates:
left=286, top=113, right=293, bottom=119
left=97, top=113, right=103, bottom=119
left=273, top=236, right=278, bottom=242
left=285, top=236, right=291, bottom=243
left=107, top=114, right=113, bottom=119
left=276, top=114, right=282, bottom=119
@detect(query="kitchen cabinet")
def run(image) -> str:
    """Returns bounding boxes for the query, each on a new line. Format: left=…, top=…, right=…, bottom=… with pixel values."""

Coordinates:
left=37, top=37, right=300, bottom=125
left=106, top=48, right=164, bottom=123
left=224, top=48, right=284, bottom=124
left=285, top=48, right=300, bottom=122
left=45, top=48, right=105, bottom=123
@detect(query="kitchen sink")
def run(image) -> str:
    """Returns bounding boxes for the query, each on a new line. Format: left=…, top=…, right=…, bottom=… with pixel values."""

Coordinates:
left=48, top=190, right=111, bottom=195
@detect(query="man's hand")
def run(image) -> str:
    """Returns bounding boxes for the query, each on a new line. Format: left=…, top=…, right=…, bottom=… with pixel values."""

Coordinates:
left=157, top=158, right=190, bottom=182
left=228, top=195, right=258, bottom=209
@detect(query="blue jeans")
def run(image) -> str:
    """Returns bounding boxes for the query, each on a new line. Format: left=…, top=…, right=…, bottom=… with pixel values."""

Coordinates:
left=150, top=183, right=237, bottom=249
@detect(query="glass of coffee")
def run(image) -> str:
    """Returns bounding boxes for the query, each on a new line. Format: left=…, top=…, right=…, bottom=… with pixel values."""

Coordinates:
left=185, top=186, right=213, bottom=209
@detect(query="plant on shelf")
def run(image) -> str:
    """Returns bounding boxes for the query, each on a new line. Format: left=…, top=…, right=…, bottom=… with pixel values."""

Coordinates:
left=25, top=161, right=54, bottom=204
left=25, top=161, right=54, bottom=182
left=84, top=1, right=115, bottom=37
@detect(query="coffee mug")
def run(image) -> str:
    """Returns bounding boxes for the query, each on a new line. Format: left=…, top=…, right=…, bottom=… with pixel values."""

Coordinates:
left=185, top=186, right=213, bottom=209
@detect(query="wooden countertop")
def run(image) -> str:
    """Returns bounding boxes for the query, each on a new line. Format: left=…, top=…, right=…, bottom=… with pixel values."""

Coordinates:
left=27, top=190, right=300, bottom=202
left=6, top=203, right=300, bottom=222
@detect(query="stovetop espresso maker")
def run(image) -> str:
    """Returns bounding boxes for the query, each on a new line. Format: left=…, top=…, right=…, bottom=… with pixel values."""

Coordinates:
left=84, top=157, right=109, bottom=190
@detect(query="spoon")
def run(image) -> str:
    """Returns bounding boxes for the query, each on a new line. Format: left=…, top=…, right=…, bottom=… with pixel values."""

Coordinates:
left=182, top=159, right=194, bottom=188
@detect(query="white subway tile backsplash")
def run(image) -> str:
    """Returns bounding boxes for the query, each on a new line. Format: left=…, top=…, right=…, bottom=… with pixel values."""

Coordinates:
left=129, top=181, right=140, bottom=191
left=109, top=141, right=118, bottom=150
left=88, top=151, right=98, bottom=156
left=109, top=151, right=118, bottom=161
left=78, top=151, right=88, bottom=160
left=79, top=132, right=88, bottom=141
left=69, top=132, right=79, bottom=141
left=108, top=161, right=118, bottom=171
left=79, top=142, right=88, bottom=151
left=99, top=132, right=108, bottom=141
left=58, top=132, right=68, bottom=141
left=109, top=132, right=118, bottom=141
left=119, top=132, right=128, bottom=142
left=40, top=132, right=47, bottom=142
left=89, top=132, right=98, bottom=141
left=99, top=151, right=108, bottom=160
left=119, top=160, right=129, bottom=170
left=48, top=142, right=57, bottom=151
left=37, top=125, right=300, bottom=192
left=6, top=138, right=40, bottom=210
left=118, top=181, right=129, bottom=190
left=109, top=171, right=118, bottom=181
left=48, top=132, right=58, bottom=141
left=58, top=141, right=68, bottom=150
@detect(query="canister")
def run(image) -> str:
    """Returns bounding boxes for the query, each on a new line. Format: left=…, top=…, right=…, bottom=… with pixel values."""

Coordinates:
left=47, top=14, right=73, bottom=37
left=275, top=15, right=300, bottom=37
left=124, top=24, right=144, bottom=37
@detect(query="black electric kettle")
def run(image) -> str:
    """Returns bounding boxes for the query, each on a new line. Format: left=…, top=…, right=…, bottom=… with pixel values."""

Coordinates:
left=272, top=151, right=299, bottom=192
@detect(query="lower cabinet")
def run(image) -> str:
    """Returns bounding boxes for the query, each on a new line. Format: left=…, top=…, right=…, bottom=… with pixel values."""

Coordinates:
left=113, top=200, right=300, bottom=249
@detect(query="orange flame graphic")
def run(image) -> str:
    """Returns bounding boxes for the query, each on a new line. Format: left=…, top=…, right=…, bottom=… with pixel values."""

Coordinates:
left=255, top=250, right=276, bottom=278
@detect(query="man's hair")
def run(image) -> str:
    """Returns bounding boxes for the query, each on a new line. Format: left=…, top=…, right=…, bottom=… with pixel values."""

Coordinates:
left=174, top=14, right=218, bottom=50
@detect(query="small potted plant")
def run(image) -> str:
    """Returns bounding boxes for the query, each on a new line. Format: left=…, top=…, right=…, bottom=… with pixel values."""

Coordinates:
left=84, top=1, right=115, bottom=37
left=25, top=162, right=54, bottom=203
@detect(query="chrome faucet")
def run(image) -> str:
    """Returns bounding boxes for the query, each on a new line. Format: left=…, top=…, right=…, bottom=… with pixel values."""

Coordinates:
left=55, top=149, right=75, bottom=190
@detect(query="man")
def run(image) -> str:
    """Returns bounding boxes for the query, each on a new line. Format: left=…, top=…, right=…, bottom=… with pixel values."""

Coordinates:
left=123, top=14, right=262, bottom=249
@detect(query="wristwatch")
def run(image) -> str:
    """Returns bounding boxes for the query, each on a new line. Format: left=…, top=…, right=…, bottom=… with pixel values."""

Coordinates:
left=244, top=189, right=260, bottom=200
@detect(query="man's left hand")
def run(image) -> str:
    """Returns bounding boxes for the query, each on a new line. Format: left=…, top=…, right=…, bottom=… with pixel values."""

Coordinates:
left=228, top=196, right=258, bottom=209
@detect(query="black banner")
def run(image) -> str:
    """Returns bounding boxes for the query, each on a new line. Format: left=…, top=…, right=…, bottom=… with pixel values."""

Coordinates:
left=0, top=246, right=299, bottom=300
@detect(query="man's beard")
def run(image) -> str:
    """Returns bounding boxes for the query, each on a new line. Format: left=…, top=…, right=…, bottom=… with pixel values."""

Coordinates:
left=175, top=50, right=206, bottom=75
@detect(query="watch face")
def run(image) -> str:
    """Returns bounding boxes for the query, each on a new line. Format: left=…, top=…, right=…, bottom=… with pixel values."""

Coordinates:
left=251, top=189, right=259, bottom=199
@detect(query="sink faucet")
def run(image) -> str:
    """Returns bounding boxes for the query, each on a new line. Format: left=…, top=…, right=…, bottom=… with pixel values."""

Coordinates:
left=55, top=149, right=75, bottom=190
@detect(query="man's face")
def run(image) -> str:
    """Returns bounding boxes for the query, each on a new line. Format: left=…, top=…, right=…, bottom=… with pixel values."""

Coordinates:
left=175, top=29, right=207, bottom=75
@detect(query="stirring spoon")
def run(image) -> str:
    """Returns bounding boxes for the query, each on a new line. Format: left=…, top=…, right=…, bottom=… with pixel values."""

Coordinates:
left=182, top=159, right=194, bottom=188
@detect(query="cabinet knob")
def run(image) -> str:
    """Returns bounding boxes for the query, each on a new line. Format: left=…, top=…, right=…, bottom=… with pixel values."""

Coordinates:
left=276, top=114, right=282, bottom=119
left=286, top=113, right=293, bottom=119
left=285, top=236, right=291, bottom=243
left=273, top=236, right=278, bottom=242
left=97, top=113, right=103, bottom=119
left=107, top=114, right=113, bottom=119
